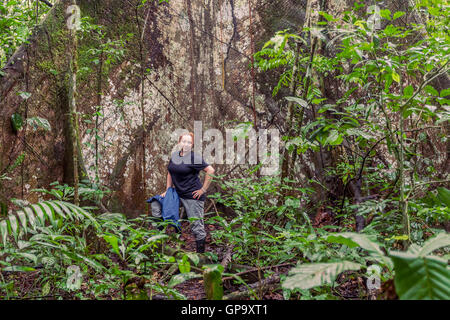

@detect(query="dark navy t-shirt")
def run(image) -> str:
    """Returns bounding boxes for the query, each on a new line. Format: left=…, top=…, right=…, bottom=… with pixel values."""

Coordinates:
left=168, top=151, right=209, bottom=201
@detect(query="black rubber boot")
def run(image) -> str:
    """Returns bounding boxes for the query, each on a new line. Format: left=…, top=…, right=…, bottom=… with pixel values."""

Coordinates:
left=196, top=238, right=206, bottom=253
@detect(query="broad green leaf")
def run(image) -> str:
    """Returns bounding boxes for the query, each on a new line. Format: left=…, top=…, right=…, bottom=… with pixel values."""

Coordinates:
left=282, top=261, right=362, bottom=290
left=418, top=233, right=450, bottom=257
left=326, top=234, right=360, bottom=248
left=168, top=272, right=202, bottom=288
left=203, top=264, right=224, bottom=300
left=2, top=266, right=36, bottom=272
left=436, top=187, right=450, bottom=207
left=38, top=202, right=58, bottom=228
left=185, top=252, right=200, bottom=266
left=61, top=202, right=84, bottom=220
left=26, top=117, right=51, bottom=132
left=380, top=9, right=391, bottom=20
left=440, top=88, right=450, bottom=98
left=345, top=128, right=373, bottom=140
left=390, top=251, right=450, bottom=300
left=403, top=85, right=413, bottom=98
left=424, top=85, right=439, bottom=97
left=16, top=210, right=28, bottom=234
left=11, top=113, right=23, bottom=132
left=54, top=201, right=77, bottom=221
left=392, top=71, right=400, bottom=83
left=324, top=130, right=343, bottom=146
left=178, top=255, right=191, bottom=273
left=8, top=215, right=19, bottom=240
left=318, top=11, right=335, bottom=22
left=43, top=201, right=67, bottom=220
left=327, top=232, right=393, bottom=269
left=42, top=282, right=51, bottom=296
left=64, top=202, right=99, bottom=228
left=69, top=251, right=105, bottom=271
left=0, top=220, right=8, bottom=243
left=393, top=11, right=405, bottom=20
left=30, top=204, right=46, bottom=225
left=285, top=96, right=308, bottom=108
left=147, top=234, right=169, bottom=243
left=22, top=206, right=38, bottom=230
left=103, top=234, right=120, bottom=256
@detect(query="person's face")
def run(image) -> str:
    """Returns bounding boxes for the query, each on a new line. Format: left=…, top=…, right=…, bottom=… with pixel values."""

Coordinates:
left=179, top=135, right=193, bottom=152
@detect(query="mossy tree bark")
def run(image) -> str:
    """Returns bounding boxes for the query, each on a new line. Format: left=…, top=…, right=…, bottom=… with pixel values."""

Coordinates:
left=65, top=0, right=85, bottom=206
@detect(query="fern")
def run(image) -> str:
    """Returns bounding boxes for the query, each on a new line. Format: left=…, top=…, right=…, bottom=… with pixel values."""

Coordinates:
left=0, top=200, right=99, bottom=242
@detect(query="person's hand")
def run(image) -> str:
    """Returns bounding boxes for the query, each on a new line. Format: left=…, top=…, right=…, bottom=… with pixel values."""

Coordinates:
left=192, top=188, right=205, bottom=200
left=161, top=190, right=167, bottom=197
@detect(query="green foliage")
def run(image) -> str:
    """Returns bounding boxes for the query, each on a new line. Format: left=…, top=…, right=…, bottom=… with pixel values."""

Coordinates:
left=410, top=187, right=450, bottom=226
left=10, top=113, right=23, bottom=133
left=0, top=200, right=98, bottom=243
left=0, top=1, right=51, bottom=68
left=3, top=152, right=26, bottom=175
left=77, top=16, right=130, bottom=81
left=327, top=232, right=393, bottom=269
left=283, top=261, right=362, bottom=290
left=284, top=231, right=450, bottom=299
left=253, top=30, right=306, bottom=96
left=0, top=197, right=188, bottom=299
left=390, top=233, right=450, bottom=300
left=26, top=117, right=51, bottom=132
left=32, top=180, right=111, bottom=204
left=167, top=272, right=201, bottom=288
left=207, top=174, right=314, bottom=266
left=203, top=264, right=224, bottom=300
left=392, top=254, right=449, bottom=299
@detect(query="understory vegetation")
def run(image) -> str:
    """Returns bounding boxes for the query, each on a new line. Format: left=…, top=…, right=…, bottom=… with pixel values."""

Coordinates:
left=1, top=0, right=449, bottom=300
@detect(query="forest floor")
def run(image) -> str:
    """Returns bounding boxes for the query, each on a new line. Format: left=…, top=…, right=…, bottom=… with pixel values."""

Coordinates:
left=163, top=220, right=288, bottom=300
left=0, top=210, right=397, bottom=300
left=156, top=214, right=395, bottom=300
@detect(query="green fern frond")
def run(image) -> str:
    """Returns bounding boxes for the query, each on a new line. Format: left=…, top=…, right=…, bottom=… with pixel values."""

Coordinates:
left=0, top=200, right=99, bottom=243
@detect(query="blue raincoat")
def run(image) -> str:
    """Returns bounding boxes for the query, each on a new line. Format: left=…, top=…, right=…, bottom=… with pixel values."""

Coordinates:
left=146, top=187, right=181, bottom=231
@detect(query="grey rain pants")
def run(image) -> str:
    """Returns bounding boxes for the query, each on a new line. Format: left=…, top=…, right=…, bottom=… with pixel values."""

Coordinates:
left=150, top=198, right=206, bottom=241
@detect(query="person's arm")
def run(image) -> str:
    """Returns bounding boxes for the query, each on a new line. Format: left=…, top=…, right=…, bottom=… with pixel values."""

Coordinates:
left=201, top=165, right=215, bottom=192
left=166, top=172, right=174, bottom=190
left=192, top=165, right=215, bottom=199
left=161, top=172, right=173, bottom=197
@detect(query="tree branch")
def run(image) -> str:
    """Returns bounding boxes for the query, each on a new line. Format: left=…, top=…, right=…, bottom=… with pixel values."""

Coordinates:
left=39, top=0, right=53, bottom=7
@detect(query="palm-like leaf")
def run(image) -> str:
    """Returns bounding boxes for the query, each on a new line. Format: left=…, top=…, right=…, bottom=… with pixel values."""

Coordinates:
left=390, top=252, right=450, bottom=300
left=327, top=232, right=393, bottom=269
left=0, top=200, right=99, bottom=242
left=390, top=233, right=450, bottom=300
left=282, top=261, right=362, bottom=290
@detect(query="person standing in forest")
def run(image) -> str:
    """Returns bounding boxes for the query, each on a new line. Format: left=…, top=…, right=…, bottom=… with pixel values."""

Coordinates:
left=150, top=132, right=215, bottom=253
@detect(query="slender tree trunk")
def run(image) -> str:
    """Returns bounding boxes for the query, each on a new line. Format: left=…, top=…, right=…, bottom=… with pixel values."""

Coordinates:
left=95, top=49, right=104, bottom=183
left=399, top=108, right=410, bottom=248
left=66, top=0, right=81, bottom=205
